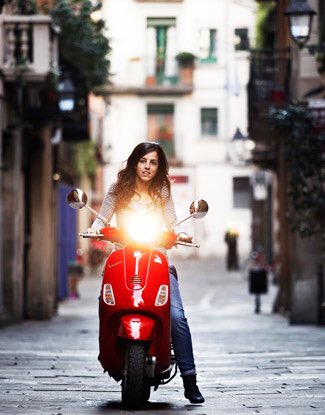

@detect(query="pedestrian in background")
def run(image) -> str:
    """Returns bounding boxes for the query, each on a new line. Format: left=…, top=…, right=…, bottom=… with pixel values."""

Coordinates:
left=224, top=228, right=239, bottom=270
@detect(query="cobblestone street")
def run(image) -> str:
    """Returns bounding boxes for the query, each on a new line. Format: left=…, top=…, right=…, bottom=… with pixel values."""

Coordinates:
left=1, top=258, right=325, bottom=414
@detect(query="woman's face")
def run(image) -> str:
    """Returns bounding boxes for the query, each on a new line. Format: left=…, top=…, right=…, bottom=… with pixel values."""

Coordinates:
left=135, top=150, right=159, bottom=184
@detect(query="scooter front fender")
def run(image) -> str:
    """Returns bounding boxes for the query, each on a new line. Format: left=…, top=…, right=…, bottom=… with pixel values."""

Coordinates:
left=118, top=314, right=155, bottom=341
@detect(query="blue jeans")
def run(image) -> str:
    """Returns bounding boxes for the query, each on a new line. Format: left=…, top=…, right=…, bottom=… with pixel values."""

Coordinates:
left=170, top=266, right=197, bottom=376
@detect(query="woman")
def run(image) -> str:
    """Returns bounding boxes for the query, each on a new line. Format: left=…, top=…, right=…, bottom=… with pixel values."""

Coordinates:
left=92, top=142, right=204, bottom=404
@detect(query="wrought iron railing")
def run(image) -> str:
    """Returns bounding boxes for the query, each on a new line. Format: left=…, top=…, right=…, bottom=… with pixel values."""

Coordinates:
left=248, top=48, right=291, bottom=105
left=248, top=49, right=291, bottom=167
left=145, top=57, right=193, bottom=87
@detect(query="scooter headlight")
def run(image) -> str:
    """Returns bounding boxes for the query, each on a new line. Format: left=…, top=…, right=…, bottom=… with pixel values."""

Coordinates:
left=125, top=214, right=161, bottom=244
left=155, top=285, right=168, bottom=306
left=103, top=283, right=115, bottom=305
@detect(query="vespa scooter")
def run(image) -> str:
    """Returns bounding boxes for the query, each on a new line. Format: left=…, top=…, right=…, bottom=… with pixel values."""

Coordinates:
left=67, top=189, right=208, bottom=408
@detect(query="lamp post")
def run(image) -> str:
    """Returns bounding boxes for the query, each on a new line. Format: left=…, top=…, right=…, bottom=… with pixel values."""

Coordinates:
left=229, top=127, right=255, bottom=166
left=284, top=0, right=316, bottom=49
left=284, top=1, right=325, bottom=324
left=58, top=76, right=76, bottom=112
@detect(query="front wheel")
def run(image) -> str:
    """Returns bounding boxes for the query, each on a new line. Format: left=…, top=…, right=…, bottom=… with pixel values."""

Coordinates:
left=122, top=341, right=150, bottom=408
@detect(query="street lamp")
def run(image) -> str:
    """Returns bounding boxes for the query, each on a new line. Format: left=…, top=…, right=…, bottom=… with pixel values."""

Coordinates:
left=229, top=128, right=255, bottom=165
left=58, top=76, right=76, bottom=112
left=58, top=70, right=90, bottom=141
left=284, top=1, right=325, bottom=91
left=284, top=0, right=316, bottom=49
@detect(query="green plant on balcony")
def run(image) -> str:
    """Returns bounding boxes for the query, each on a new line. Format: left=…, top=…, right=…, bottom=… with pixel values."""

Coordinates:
left=175, top=52, right=196, bottom=67
left=12, top=1, right=110, bottom=91
left=48, top=0, right=111, bottom=91
left=255, top=2, right=275, bottom=49
left=175, top=52, right=195, bottom=85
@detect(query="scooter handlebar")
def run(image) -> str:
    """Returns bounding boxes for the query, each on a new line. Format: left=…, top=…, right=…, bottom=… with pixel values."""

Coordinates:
left=79, top=231, right=104, bottom=238
left=175, top=241, right=200, bottom=248
left=78, top=227, right=200, bottom=248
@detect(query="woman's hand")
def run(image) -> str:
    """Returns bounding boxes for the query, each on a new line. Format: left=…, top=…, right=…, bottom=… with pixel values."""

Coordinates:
left=89, top=227, right=103, bottom=240
left=177, top=232, right=193, bottom=243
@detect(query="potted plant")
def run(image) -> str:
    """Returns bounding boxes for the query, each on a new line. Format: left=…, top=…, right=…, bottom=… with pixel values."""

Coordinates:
left=146, top=75, right=157, bottom=86
left=175, top=52, right=196, bottom=66
left=158, top=125, right=173, bottom=140
left=175, top=52, right=196, bottom=85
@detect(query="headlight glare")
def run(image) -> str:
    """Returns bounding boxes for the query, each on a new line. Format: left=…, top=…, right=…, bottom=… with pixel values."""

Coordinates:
left=126, top=214, right=161, bottom=244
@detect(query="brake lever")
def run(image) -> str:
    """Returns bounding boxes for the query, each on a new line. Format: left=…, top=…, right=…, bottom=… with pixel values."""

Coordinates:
left=78, top=232, right=104, bottom=238
left=175, top=241, right=200, bottom=248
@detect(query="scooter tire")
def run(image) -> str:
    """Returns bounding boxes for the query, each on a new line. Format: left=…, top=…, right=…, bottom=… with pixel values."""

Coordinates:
left=122, top=341, right=151, bottom=408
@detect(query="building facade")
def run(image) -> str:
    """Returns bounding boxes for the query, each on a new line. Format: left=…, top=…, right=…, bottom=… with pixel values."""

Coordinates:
left=0, top=3, right=60, bottom=323
left=0, top=0, right=101, bottom=325
left=249, top=0, right=325, bottom=324
left=100, top=0, right=256, bottom=259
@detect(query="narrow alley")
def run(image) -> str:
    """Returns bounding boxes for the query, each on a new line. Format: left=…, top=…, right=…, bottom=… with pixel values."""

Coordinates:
left=1, top=258, right=325, bottom=415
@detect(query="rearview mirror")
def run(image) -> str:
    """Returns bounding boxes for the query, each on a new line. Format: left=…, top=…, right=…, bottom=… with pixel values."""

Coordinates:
left=67, top=188, right=88, bottom=209
left=189, top=199, right=209, bottom=219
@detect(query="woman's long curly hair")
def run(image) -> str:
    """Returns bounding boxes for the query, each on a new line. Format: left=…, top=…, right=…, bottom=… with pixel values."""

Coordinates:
left=114, top=142, right=171, bottom=209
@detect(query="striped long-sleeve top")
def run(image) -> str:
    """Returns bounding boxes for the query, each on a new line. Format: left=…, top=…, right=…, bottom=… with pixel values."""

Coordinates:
left=91, top=182, right=180, bottom=232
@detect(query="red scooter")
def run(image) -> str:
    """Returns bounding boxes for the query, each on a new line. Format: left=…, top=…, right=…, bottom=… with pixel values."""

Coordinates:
left=68, top=189, right=208, bottom=408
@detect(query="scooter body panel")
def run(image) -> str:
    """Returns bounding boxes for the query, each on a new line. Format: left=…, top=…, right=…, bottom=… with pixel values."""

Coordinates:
left=99, top=246, right=171, bottom=381
left=118, top=314, right=155, bottom=340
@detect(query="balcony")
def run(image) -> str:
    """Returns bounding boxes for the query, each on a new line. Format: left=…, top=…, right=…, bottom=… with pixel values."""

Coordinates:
left=248, top=48, right=291, bottom=143
left=105, top=57, right=193, bottom=96
left=247, top=49, right=291, bottom=169
left=0, top=15, right=58, bottom=82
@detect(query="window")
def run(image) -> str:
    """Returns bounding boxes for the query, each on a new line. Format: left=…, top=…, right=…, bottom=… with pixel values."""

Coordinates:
left=146, top=18, right=177, bottom=85
left=147, top=104, right=175, bottom=157
left=233, top=177, right=251, bottom=208
left=234, top=28, right=249, bottom=51
left=199, top=28, right=217, bottom=63
left=200, top=108, right=218, bottom=136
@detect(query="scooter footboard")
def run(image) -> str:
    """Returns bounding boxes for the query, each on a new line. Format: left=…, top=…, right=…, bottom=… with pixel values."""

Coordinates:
left=118, top=314, right=155, bottom=340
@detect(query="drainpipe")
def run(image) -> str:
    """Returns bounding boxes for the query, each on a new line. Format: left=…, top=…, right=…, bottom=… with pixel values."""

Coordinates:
left=224, top=0, right=230, bottom=145
left=0, top=78, right=4, bottom=315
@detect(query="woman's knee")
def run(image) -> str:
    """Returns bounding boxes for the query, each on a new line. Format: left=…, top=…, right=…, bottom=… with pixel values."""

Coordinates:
left=171, top=306, right=187, bottom=325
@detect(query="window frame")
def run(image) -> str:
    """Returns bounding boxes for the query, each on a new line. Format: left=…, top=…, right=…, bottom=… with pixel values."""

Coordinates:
left=233, top=176, right=251, bottom=209
left=234, top=27, right=249, bottom=52
left=146, top=103, right=175, bottom=157
left=200, top=107, right=218, bottom=138
left=199, top=28, right=217, bottom=64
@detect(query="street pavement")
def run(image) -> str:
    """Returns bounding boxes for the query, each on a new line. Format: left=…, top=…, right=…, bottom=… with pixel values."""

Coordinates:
left=1, top=257, right=325, bottom=415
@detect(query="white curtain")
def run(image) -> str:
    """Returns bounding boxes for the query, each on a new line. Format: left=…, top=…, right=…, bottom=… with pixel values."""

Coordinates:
left=199, top=28, right=210, bottom=60
left=165, top=26, right=176, bottom=78
left=146, top=27, right=156, bottom=77
left=225, top=57, right=239, bottom=96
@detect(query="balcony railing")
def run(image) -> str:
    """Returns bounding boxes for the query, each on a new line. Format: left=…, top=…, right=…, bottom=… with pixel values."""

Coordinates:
left=248, top=48, right=291, bottom=105
left=0, top=15, right=58, bottom=82
left=248, top=48, right=291, bottom=147
left=105, top=56, right=193, bottom=96
left=145, top=57, right=193, bottom=87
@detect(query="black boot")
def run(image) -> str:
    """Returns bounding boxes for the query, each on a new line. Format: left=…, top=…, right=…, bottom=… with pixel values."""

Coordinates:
left=182, top=375, right=205, bottom=404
